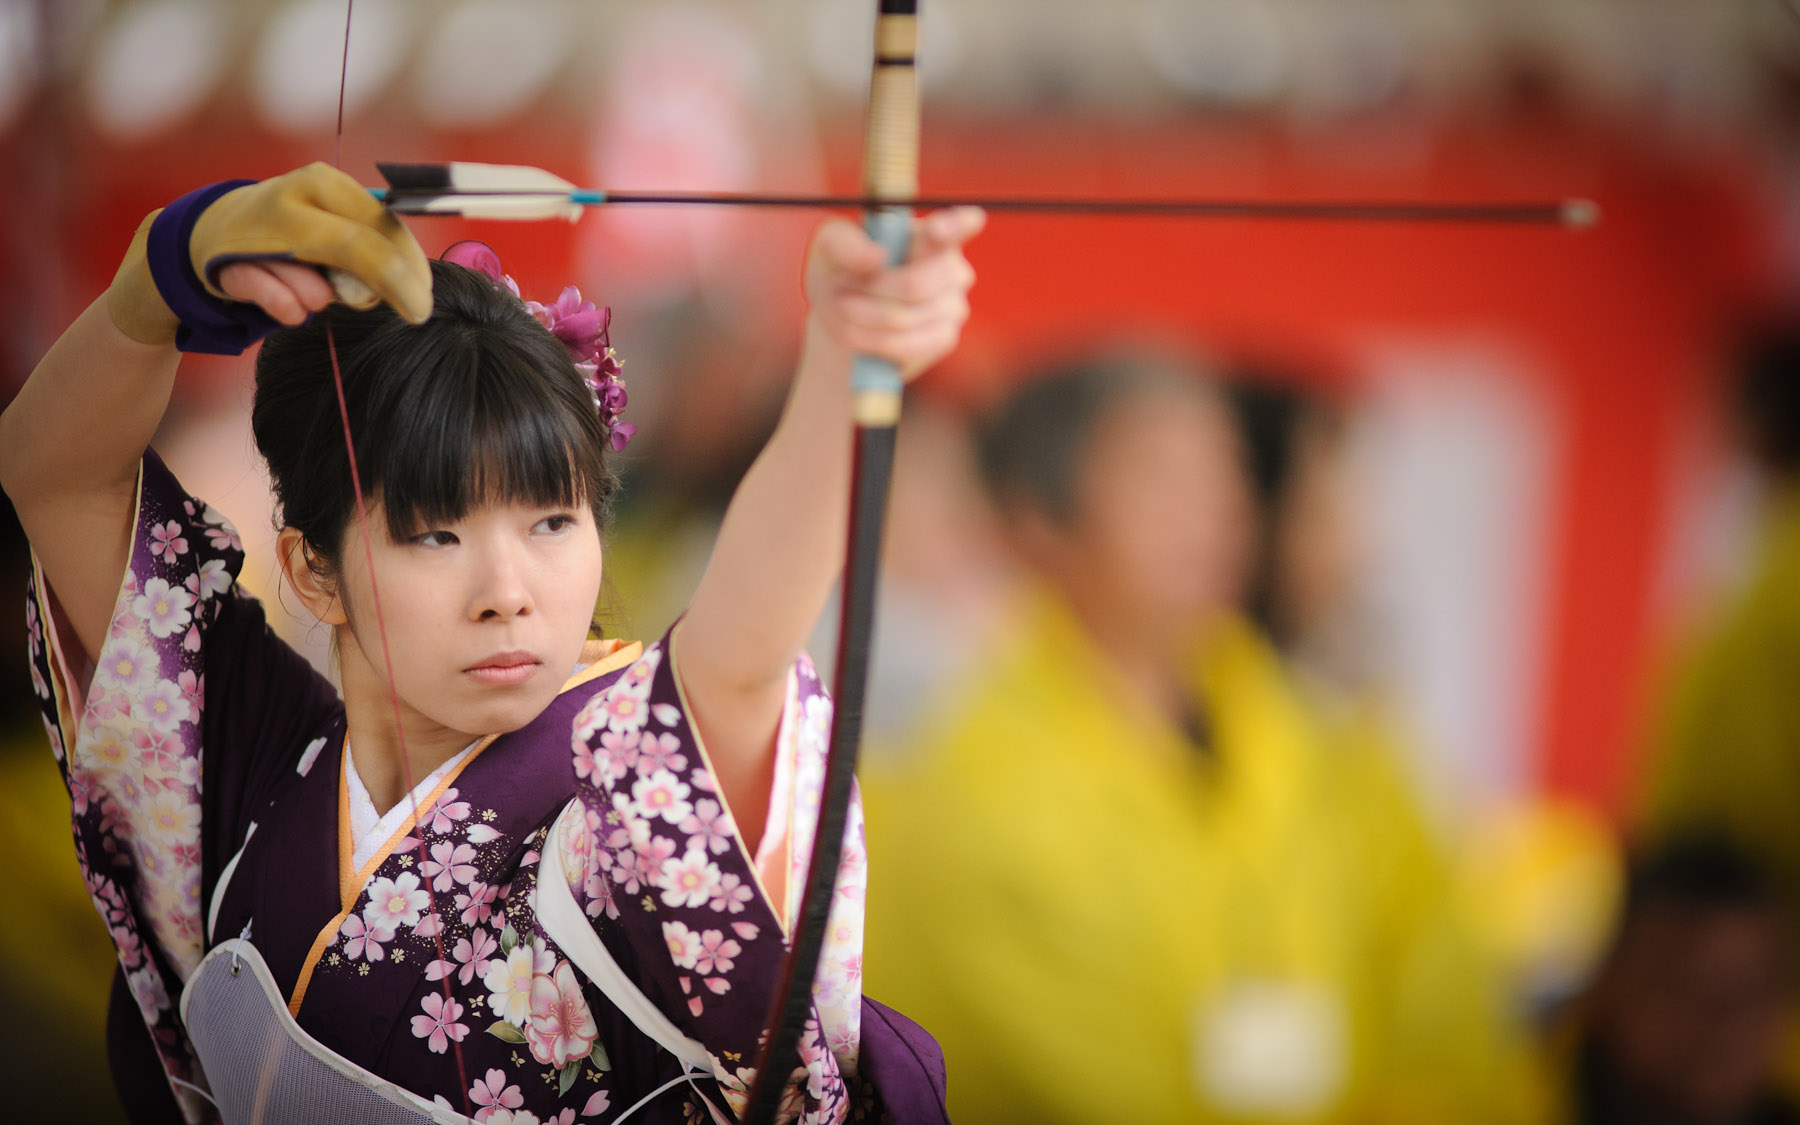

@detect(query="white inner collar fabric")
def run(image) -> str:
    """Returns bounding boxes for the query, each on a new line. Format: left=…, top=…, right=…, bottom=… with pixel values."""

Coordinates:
left=344, top=740, right=477, bottom=873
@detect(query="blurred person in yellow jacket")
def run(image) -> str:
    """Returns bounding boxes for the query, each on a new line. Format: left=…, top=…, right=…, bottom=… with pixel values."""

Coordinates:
left=861, top=355, right=1524, bottom=1123
left=1644, top=325, right=1800, bottom=1094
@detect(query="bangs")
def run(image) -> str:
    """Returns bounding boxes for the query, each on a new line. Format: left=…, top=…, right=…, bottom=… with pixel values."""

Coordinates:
left=349, top=304, right=611, bottom=541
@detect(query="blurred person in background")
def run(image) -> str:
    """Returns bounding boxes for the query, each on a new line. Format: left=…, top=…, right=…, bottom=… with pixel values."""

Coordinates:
left=861, top=353, right=1524, bottom=1123
left=1643, top=323, right=1800, bottom=1097
left=1556, top=838, right=1796, bottom=1125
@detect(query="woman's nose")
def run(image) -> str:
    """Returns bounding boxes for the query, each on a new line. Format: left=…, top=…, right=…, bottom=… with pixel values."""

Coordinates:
left=469, top=549, right=532, bottom=620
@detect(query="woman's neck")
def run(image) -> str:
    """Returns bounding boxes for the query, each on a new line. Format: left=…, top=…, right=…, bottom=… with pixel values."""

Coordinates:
left=337, top=630, right=476, bottom=812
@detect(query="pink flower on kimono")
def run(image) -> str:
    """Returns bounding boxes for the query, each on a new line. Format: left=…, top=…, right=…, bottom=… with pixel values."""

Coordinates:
left=526, top=961, right=597, bottom=1068
left=421, top=840, right=479, bottom=892
left=25, top=595, right=42, bottom=656
left=364, top=871, right=430, bottom=932
left=340, top=912, right=392, bottom=961
left=415, top=911, right=445, bottom=939
left=429, top=925, right=499, bottom=987
left=594, top=687, right=648, bottom=734
left=131, top=728, right=183, bottom=772
left=148, top=520, right=188, bottom=563
left=484, top=938, right=555, bottom=1026
left=613, top=831, right=673, bottom=896
left=582, top=1090, right=610, bottom=1118
left=457, top=881, right=500, bottom=927
left=133, top=678, right=193, bottom=733
left=419, top=788, right=471, bottom=835
left=679, top=799, right=734, bottom=856
left=597, top=729, right=640, bottom=783
left=570, top=740, right=600, bottom=783
left=487, top=1110, right=541, bottom=1125
left=177, top=669, right=203, bottom=713
left=658, top=846, right=720, bottom=909
left=583, top=869, right=619, bottom=920
left=132, top=578, right=193, bottom=640
left=635, top=731, right=686, bottom=775
left=708, top=872, right=755, bottom=915
left=468, top=1068, right=524, bottom=1122
left=142, top=789, right=199, bottom=845
left=693, top=929, right=740, bottom=975
left=411, top=990, right=470, bottom=1054
left=632, top=769, right=692, bottom=824
left=202, top=513, right=242, bottom=553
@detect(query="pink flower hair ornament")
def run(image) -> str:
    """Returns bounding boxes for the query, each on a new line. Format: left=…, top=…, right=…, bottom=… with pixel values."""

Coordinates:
left=440, top=240, right=635, bottom=451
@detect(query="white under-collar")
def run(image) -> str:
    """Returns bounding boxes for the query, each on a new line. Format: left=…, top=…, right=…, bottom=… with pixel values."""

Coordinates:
left=343, top=741, right=477, bottom=873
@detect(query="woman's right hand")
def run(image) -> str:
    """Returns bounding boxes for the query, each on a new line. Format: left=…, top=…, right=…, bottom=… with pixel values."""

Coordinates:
left=106, top=162, right=433, bottom=346
left=198, top=162, right=433, bottom=326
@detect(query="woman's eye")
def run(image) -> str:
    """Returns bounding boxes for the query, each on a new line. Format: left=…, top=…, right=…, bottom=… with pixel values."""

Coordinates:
left=534, top=514, right=576, bottom=535
left=415, top=530, right=458, bottom=548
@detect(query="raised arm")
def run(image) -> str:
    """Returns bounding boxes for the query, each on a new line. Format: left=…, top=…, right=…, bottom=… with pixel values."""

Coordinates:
left=0, top=164, right=430, bottom=666
left=673, top=208, right=983, bottom=842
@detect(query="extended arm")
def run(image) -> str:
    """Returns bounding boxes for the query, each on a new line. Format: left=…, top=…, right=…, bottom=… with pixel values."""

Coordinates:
left=0, top=164, right=429, bottom=666
left=673, top=208, right=982, bottom=846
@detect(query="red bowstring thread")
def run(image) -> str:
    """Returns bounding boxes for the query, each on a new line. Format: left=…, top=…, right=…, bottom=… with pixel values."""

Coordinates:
left=325, top=0, right=475, bottom=1111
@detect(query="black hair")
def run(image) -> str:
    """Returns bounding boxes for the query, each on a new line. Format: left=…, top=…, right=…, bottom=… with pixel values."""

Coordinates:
left=975, top=355, right=1205, bottom=526
left=1737, top=325, right=1800, bottom=477
left=251, top=259, right=617, bottom=578
left=1618, top=835, right=1779, bottom=933
left=1223, top=375, right=1342, bottom=644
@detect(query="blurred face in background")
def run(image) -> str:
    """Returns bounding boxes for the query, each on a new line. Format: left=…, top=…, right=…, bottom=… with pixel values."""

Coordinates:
left=1593, top=901, right=1791, bottom=1124
left=1054, top=384, right=1255, bottom=643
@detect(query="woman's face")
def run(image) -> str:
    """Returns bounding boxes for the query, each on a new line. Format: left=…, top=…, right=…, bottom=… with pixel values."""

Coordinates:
left=329, top=498, right=604, bottom=742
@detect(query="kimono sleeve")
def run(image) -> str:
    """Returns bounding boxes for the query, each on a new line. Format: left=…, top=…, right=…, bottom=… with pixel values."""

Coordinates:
left=22, top=451, right=334, bottom=1122
left=558, top=636, right=870, bottom=1124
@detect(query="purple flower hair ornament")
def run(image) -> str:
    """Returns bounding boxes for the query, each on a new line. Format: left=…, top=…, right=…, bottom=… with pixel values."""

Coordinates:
left=439, top=240, right=634, bottom=451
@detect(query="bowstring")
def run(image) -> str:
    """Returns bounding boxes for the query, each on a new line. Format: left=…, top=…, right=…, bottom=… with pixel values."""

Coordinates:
left=326, top=0, right=475, bottom=1110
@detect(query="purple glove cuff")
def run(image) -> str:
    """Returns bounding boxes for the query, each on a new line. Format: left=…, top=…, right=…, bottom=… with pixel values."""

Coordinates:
left=146, top=180, right=287, bottom=355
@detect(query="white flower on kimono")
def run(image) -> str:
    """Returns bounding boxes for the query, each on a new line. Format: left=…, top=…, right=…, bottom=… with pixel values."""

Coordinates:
left=141, top=789, right=199, bottom=844
left=96, top=636, right=159, bottom=694
left=679, top=799, right=734, bottom=856
left=465, top=822, right=501, bottom=845
left=29, top=657, right=49, bottom=701
left=658, top=846, right=721, bottom=909
left=486, top=1110, right=540, bottom=1125
left=201, top=506, right=242, bottom=552
left=456, top=881, right=499, bottom=927
left=663, top=920, right=702, bottom=970
left=693, top=929, right=741, bottom=975
left=526, top=961, right=598, bottom=1068
left=636, top=731, right=687, bottom=775
left=340, top=912, right=393, bottom=961
left=484, top=938, right=555, bottom=1027
left=708, top=872, right=755, bottom=915
left=411, top=991, right=470, bottom=1054
left=133, top=578, right=194, bottom=640
left=468, top=1068, right=524, bottom=1122
left=632, top=769, right=692, bottom=825
left=419, top=788, right=471, bottom=835
left=364, top=871, right=431, bottom=932
left=147, top=520, right=189, bottom=563
left=184, top=558, right=231, bottom=601
left=125, top=964, right=169, bottom=1014
left=133, top=678, right=193, bottom=733
left=421, top=840, right=478, bottom=892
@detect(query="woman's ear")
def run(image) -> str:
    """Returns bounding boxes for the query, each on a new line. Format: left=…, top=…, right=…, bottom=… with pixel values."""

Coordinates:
left=276, top=526, right=347, bottom=626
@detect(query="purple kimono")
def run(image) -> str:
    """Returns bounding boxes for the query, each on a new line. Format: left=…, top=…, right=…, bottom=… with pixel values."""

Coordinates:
left=23, top=453, right=947, bottom=1125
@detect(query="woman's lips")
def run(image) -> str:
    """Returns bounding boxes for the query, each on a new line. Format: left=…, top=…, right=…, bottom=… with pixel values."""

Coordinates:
left=463, top=652, right=541, bottom=686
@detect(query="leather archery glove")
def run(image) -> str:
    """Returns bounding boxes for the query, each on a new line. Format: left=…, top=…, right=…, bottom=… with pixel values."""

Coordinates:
left=106, top=162, right=433, bottom=354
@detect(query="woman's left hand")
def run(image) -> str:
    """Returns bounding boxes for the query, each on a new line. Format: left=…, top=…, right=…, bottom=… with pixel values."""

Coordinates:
left=803, top=207, right=986, bottom=381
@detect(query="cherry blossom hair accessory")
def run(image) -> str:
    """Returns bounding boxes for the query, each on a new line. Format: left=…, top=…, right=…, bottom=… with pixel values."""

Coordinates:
left=439, top=240, right=635, bottom=451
